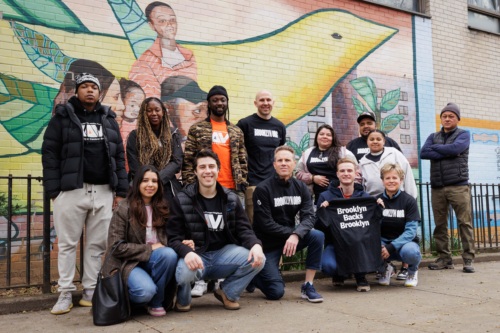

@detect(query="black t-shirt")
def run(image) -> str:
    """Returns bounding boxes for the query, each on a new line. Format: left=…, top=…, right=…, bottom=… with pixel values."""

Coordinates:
left=237, top=114, right=286, bottom=185
left=377, top=191, right=420, bottom=242
left=74, top=102, right=109, bottom=185
left=306, top=147, right=337, bottom=200
left=315, top=197, right=382, bottom=275
left=198, top=193, right=228, bottom=252
left=346, top=136, right=402, bottom=162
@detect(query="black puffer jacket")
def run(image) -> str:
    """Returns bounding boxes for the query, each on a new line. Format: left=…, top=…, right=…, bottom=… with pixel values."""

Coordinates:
left=42, top=97, right=128, bottom=198
left=166, top=182, right=261, bottom=258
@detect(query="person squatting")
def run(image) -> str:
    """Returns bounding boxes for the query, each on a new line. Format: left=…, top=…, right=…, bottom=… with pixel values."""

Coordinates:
left=43, top=75, right=472, bottom=320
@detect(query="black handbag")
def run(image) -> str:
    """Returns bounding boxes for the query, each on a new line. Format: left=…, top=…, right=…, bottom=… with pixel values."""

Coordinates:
left=92, top=240, right=130, bottom=326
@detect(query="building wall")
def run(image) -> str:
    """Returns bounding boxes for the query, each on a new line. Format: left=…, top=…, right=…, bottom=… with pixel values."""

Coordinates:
left=5, top=0, right=497, bottom=285
left=425, top=1, right=500, bottom=183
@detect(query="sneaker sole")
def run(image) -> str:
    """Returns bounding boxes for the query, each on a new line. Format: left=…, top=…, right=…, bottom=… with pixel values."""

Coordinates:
left=174, top=303, right=191, bottom=312
left=356, top=286, right=370, bottom=292
left=428, top=265, right=454, bottom=270
left=79, top=299, right=92, bottom=307
left=378, top=281, right=390, bottom=286
left=396, top=275, right=407, bottom=280
left=301, top=294, right=323, bottom=303
left=50, top=303, right=73, bottom=315
left=404, top=283, right=418, bottom=287
left=463, top=268, right=475, bottom=273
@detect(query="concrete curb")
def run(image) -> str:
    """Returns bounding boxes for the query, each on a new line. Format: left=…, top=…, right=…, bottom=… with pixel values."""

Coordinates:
left=1, top=252, right=498, bottom=315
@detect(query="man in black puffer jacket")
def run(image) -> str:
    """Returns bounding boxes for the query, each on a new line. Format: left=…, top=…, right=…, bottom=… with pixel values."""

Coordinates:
left=167, top=149, right=264, bottom=312
left=42, top=73, right=127, bottom=315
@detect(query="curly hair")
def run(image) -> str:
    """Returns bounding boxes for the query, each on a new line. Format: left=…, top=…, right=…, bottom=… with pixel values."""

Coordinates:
left=136, top=97, right=173, bottom=170
left=127, top=165, right=169, bottom=228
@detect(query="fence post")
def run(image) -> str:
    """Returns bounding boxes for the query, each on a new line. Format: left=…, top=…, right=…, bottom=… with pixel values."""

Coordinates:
left=42, top=190, right=51, bottom=294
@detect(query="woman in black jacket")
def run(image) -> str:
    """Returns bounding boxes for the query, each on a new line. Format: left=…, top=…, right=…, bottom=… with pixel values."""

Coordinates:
left=127, top=97, right=183, bottom=200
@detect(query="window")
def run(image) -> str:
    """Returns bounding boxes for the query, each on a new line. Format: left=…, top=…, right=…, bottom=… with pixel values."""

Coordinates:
left=307, top=121, right=325, bottom=146
left=309, top=107, right=325, bottom=117
left=468, top=0, right=500, bottom=34
left=398, top=105, right=408, bottom=115
left=400, top=134, right=411, bottom=144
left=377, top=88, right=386, bottom=98
left=361, top=0, right=425, bottom=14
left=400, top=91, right=408, bottom=101
left=399, top=120, right=410, bottom=129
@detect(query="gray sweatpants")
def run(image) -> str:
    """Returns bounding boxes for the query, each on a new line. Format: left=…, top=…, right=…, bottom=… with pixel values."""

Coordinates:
left=53, top=183, right=113, bottom=291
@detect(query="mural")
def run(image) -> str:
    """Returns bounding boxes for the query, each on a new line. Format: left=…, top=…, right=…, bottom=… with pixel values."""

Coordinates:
left=0, top=0, right=420, bottom=286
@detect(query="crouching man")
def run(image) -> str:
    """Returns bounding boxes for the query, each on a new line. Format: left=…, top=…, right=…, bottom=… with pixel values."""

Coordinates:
left=252, top=146, right=324, bottom=302
left=167, top=149, right=265, bottom=311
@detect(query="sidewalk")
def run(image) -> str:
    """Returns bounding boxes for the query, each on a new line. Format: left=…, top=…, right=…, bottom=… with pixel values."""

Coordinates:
left=1, top=255, right=499, bottom=332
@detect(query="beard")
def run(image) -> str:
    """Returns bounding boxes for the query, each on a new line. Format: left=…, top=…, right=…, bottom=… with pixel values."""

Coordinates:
left=209, top=105, right=227, bottom=118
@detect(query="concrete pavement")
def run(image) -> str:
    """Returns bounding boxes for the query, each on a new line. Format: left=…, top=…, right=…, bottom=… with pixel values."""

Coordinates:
left=1, top=257, right=499, bottom=332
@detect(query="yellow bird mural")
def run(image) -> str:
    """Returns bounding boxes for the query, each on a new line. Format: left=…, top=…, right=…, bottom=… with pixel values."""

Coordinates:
left=186, top=9, right=397, bottom=125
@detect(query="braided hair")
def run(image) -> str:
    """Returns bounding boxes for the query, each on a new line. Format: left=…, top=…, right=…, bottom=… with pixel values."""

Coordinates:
left=136, top=97, right=172, bottom=170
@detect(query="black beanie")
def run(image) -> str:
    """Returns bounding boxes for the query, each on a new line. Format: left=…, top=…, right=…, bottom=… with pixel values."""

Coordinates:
left=207, top=85, right=228, bottom=101
left=440, top=102, right=460, bottom=120
left=75, top=72, right=101, bottom=91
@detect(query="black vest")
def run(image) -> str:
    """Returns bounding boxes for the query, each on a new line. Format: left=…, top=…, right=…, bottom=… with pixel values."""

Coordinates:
left=430, top=128, right=469, bottom=188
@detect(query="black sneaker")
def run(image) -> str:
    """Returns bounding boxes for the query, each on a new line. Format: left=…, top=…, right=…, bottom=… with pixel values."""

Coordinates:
left=463, top=259, right=475, bottom=273
left=245, top=282, right=256, bottom=293
left=332, top=276, right=345, bottom=287
left=355, top=276, right=370, bottom=292
left=396, top=267, right=409, bottom=280
left=428, top=258, right=454, bottom=270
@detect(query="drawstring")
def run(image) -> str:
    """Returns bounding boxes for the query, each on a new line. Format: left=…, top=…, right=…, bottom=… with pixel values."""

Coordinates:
left=85, top=183, right=97, bottom=216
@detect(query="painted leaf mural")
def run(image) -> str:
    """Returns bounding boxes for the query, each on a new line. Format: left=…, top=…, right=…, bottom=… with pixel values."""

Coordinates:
left=107, top=0, right=155, bottom=59
left=380, top=114, right=404, bottom=134
left=379, top=88, right=401, bottom=112
left=350, top=77, right=377, bottom=112
left=2, top=0, right=89, bottom=32
left=10, top=22, right=76, bottom=83
left=0, top=73, right=57, bottom=153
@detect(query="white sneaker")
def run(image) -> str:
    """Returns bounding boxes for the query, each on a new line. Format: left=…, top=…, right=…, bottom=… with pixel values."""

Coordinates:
left=404, top=271, right=418, bottom=287
left=378, top=262, right=394, bottom=286
left=191, top=280, right=207, bottom=297
left=214, top=278, right=225, bottom=291
left=50, top=291, right=73, bottom=315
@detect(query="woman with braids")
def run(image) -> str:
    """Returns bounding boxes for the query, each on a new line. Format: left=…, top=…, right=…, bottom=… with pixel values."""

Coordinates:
left=296, top=124, right=357, bottom=203
left=105, top=165, right=181, bottom=316
left=127, top=97, right=183, bottom=200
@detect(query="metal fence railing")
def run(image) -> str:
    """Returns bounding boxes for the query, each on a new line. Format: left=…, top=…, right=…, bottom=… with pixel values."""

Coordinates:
left=1, top=175, right=499, bottom=290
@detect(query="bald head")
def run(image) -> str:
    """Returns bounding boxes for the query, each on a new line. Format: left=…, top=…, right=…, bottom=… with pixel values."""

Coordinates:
left=254, top=90, right=274, bottom=119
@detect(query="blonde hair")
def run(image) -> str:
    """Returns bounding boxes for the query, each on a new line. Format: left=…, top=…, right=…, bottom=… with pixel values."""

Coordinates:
left=337, top=157, right=358, bottom=168
left=380, top=163, right=405, bottom=180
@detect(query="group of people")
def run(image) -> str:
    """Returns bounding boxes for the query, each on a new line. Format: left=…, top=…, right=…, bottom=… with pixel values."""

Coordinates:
left=42, top=70, right=475, bottom=320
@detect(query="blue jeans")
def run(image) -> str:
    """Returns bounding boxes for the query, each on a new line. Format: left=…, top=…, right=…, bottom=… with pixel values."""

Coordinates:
left=127, top=246, right=178, bottom=308
left=175, top=244, right=264, bottom=306
left=321, top=244, right=366, bottom=280
left=382, top=241, right=421, bottom=274
left=252, top=229, right=324, bottom=300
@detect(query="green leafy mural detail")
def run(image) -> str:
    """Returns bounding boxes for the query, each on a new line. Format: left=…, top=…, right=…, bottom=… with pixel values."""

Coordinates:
left=350, top=76, right=403, bottom=134
left=287, top=132, right=310, bottom=160
left=108, top=0, right=156, bottom=59
left=10, top=22, right=76, bottom=83
left=0, top=74, right=57, bottom=151
left=2, top=0, right=89, bottom=32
